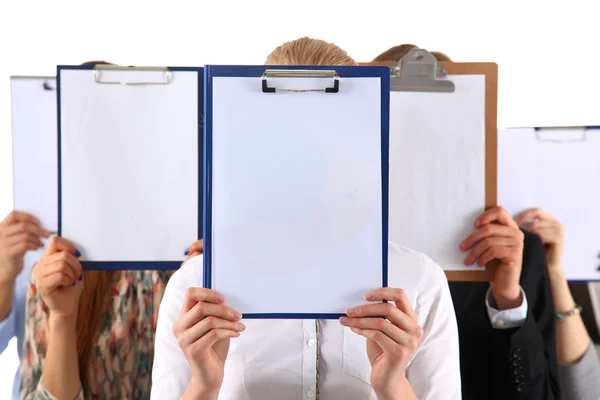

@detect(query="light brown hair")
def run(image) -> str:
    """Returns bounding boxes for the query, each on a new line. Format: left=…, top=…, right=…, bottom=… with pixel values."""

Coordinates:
left=372, top=44, right=452, bottom=62
left=265, top=37, right=356, bottom=66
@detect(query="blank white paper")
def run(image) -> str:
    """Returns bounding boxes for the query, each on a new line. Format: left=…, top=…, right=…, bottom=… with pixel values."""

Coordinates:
left=499, top=127, right=600, bottom=281
left=11, top=77, right=58, bottom=232
left=59, top=69, right=199, bottom=262
left=211, top=76, right=383, bottom=314
left=389, top=75, right=486, bottom=271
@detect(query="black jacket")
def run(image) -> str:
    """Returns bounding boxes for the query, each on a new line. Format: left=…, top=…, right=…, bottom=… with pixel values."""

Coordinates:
left=449, top=230, right=560, bottom=400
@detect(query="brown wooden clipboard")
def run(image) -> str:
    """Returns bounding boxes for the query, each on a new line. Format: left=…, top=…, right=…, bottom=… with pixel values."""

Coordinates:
left=360, top=61, right=498, bottom=281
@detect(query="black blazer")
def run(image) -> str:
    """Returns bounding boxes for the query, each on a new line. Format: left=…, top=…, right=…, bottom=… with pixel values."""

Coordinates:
left=449, top=230, right=560, bottom=400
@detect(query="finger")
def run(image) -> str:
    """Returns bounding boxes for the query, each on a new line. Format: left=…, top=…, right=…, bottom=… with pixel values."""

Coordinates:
left=180, top=288, right=226, bottom=318
left=341, top=316, right=413, bottom=344
left=346, top=302, right=416, bottom=331
left=478, top=246, right=516, bottom=266
left=364, top=287, right=417, bottom=321
left=527, top=225, right=560, bottom=245
left=37, top=252, right=82, bottom=282
left=0, top=211, right=39, bottom=227
left=515, top=208, right=553, bottom=225
left=475, top=206, right=518, bottom=229
left=464, top=236, right=519, bottom=266
left=6, top=232, right=44, bottom=250
left=3, top=221, right=48, bottom=240
left=180, top=301, right=242, bottom=329
left=460, top=224, right=519, bottom=251
left=177, top=317, right=245, bottom=346
left=184, top=240, right=204, bottom=256
left=46, top=236, right=78, bottom=256
left=36, top=272, right=73, bottom=292
left=195, top=328, right=241, bottom=349
left=350, top=327, right=398, bottom=354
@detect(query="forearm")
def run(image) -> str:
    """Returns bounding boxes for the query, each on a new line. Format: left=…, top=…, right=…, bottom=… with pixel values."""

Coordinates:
left=548, top=269, right=590, bottom=364
left=42, top=314, right=82, bottom=399
left=0, top=280, right=15, bottom=321
left=376, top=378, right=417, bottom=400
left=182, top=377, right=219, bottom=400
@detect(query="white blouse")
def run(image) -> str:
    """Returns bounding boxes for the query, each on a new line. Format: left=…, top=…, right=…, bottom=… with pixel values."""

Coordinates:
left=151, top=243, right=461, bottom=400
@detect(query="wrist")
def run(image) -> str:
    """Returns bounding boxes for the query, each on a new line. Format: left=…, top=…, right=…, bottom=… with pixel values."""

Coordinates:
left=548, top=267, right=566, bottom=281
left=375, top=377, right=415, bottom=400
left=183, top=376, right=220, bottom=400
left=48, top=313, right=78, bottom=331
left=0, top=280, right=15, bottom=321
left=492, top=287, right=522, bottom=310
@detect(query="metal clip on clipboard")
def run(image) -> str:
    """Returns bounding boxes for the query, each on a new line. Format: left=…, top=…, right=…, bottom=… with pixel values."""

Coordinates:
left=43, top=80, right=55, bottom=91
left=390, top=48, right=455, bottom=93
left=262, top=69, right=339, bottom=93
left=535, top=127, right=588, bottom=143
left=93, top=65, right=172, bottom=85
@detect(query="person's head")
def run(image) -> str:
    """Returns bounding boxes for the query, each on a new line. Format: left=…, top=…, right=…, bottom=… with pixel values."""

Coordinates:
left=265, top=37, right=356, bottom=66
left=372, top=44, right=452, bottom=63
left=80, top=60, right=114, bottom=66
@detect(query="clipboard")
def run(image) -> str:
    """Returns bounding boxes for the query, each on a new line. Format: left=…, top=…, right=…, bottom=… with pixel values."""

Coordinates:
left=361, top=49, right=498, bottom=281
left=10, top=76, right=59, bottom=233
left=203, top=65, right=390, bottom=318
left=57, top=64, right=204, bottom=270
left=499, top=126, right=600, bottom=282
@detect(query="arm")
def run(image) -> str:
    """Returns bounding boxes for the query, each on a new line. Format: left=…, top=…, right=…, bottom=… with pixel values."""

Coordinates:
left=558, top=343, right=600, bottom=400
left=549, top=268, right=591, bottom=364
left=489, top=233, right=560, bottom=400
left=406, top=258, right=461, bottom=400
left=0, top=279, right=17, bottom=353
left=151, top=259, right=197, bottom=400
left=20, top=284, right=85, bottom=400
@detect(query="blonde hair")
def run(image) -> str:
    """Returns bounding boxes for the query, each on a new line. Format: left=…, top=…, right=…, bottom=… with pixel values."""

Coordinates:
left=265, top=37, right=356, bottom=66
left=372, top=44, right=452, bottom=62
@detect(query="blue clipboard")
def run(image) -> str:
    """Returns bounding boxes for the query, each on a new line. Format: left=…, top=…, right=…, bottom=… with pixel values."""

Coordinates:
left=57, top=65, right=204, bottom=270
left=203, top=65, right=390, bottom=318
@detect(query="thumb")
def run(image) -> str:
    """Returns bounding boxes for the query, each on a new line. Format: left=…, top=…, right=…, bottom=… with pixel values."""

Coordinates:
left=46, top=236, right=79, bottom=256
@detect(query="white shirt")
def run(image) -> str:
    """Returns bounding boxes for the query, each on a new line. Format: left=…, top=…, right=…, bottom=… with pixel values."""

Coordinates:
left=151, top=242, right=461, bottom=400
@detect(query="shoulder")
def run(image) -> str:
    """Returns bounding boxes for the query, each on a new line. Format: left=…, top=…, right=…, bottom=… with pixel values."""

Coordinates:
left=161, top=255, right=203, bottom=310
left=387, top=242, right=449, bottom=307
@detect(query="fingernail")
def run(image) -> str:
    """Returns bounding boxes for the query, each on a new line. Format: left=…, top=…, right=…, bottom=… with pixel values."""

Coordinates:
left=216, top=294, right=226, bottom=303
left=78, top=274, right=83, bottom=281
left=74, top=249, right=81, bottom=257
left=184, top=248, right=189, bottom=256
left=364, top=293, right=374, bottom=300
left=233, top=311, right=242, bottom=319
left=340, top=316, right=350, bottom=324
left=238, top=322, right=246, bottom=330
left=474, top=220, right=480, bottom=228
left=346, top=308, right=356, bottom=316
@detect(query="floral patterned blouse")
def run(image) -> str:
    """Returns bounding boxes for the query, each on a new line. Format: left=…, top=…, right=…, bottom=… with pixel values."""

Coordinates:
left=19, top=270, right=173, bottom=400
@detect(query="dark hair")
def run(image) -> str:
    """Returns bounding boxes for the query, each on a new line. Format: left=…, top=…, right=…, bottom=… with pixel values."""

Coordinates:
left=372, top=44, right=452, bottom=62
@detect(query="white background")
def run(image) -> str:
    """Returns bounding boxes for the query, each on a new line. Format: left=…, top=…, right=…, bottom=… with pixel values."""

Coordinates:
left=1, top=0, right=599, bottom=395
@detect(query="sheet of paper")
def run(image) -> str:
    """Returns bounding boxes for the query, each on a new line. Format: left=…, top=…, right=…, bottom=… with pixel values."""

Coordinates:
left=499, top=127, right=600, bottom=281
left=11, top=77, right=58, bottom=232
left=388, top=75, right=486, bottom=271
left=59, top=69, right=199, bottom=262
left=210, top=76, right=384, bottom=314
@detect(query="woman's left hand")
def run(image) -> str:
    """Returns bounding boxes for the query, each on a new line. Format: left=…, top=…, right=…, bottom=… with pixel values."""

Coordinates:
left=340, top=287, right=422, bottom=398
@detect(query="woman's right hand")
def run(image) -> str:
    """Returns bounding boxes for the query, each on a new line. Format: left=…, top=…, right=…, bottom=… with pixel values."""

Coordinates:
left=173, top=288, right=245, bottom=396
left=33, top=236, right=83, bottom=318
left=515, top=208, right=564, bottom=272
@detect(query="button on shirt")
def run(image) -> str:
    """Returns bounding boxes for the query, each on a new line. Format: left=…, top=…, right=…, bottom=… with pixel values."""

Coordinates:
left=151, top=243, right=462, bottom=400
